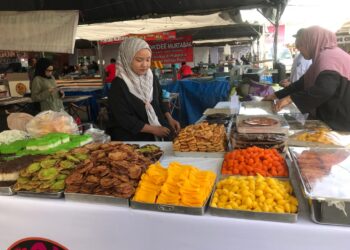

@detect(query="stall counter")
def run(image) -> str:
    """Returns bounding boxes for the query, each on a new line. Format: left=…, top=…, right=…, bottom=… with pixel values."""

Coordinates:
left=0, top=142, right=350, bottom=250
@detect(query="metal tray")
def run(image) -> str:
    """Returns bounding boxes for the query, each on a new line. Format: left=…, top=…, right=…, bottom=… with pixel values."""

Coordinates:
left=209, top=176, right=298, bottom=223
left=0, top=181, right=16, bottom=196
left=210, top=205, right=297, bottom=223
left=220, top=152, right=291, bottom=178
left=16, top=190, right=64, bottom=199
left=130, top=200, right=207, bottom=215
left=174, top=151, right=226, bottom=158
left=309, top=199, right=350, bottom=226
left=203, top=108, right=232, bottom=116
left=64, top=192, right=129, bottom=207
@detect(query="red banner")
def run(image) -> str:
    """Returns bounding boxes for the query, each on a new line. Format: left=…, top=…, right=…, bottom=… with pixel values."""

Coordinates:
left=266, top=24, right=285, bottom=45
left=99, top=31, right=176, bottom=45
left=148, top=35, right=193, bottom=64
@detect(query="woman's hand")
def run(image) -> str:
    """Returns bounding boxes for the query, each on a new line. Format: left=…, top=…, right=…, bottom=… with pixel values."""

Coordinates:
left=274, top=96, right=292, bottom=112
left=165, top=112, right=181, bottom=134
left=262, top=94, right=277, bottom=101
left=151, top=126, right=170, bottom=137
left=167, top=117, right=181, bottom=134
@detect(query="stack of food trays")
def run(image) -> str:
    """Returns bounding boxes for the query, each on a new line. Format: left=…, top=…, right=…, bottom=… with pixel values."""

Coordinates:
left=289, top=147, right=350, bottom=226
left=130, top=160, right=218, bottom=215
left=209, top=146, right=299, bottom=223
left=232, top=114, right=289, bottom=153
left=0, top=133, right=93, bottom=196
left=173, top=122, right=228, bottom=157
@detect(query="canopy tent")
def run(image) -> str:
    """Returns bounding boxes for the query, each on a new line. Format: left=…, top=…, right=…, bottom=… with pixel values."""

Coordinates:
left=77, top=12, right=237, bottom=42
left=0, top=0, right=287, bottom=24
left=178, top=24, right=262, bottom=43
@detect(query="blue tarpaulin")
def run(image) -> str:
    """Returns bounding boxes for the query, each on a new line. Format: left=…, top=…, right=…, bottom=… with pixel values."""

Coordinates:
left=162, top=79, right=230, bottom=125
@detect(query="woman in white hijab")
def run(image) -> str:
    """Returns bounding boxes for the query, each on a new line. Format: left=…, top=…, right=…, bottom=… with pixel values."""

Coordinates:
left=107, top=38, right=180, bottom=141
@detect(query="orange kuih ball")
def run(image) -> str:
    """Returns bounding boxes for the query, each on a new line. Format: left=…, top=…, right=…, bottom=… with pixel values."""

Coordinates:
left=221, top=146, right=288, bottom=177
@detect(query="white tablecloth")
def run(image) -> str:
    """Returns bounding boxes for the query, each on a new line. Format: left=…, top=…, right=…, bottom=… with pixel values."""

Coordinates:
left=1, top=142, right=350, bottom=250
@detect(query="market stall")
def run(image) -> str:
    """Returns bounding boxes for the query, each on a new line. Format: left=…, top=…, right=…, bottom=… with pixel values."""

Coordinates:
left=1, top=95, right=350, bottom=249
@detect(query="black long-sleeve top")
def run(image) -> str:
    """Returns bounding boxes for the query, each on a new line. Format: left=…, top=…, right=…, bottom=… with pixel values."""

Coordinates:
left=107, top=76, right=172, bottom=141
left=275, top=70, right=350, bottom=131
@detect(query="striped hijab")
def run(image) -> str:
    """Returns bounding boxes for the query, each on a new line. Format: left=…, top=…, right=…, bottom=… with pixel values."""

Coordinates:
left=117, top=38, right=161, bottom=126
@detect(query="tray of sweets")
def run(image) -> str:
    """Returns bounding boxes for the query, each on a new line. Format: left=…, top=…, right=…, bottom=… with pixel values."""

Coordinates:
left=173, top=122, right=228, bottom=157
left=289, top=147, right=350, bottom=226
left=209, top=176, right=298, bottom=223
left=220, top=147, right=290, bottom=177
left=64, top=192, right=129, bottom=207
left=130, top=161, right=217, bottom=215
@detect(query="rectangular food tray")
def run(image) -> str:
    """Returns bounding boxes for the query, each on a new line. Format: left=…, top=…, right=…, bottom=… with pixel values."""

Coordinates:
left=0, top=181, right=16, bottom=196
left=0, top=186, right=15, bottom=196
left=173, top=151, right=226, bottom=158
left=130, top=200, right=207, bottom=215
left=220, top=153, right=291, bottom=178
left=16, top=190, right=63, bottom=199
left=64, top=192, right=129, bottom=207
left=209, top=175, right=298, bottom=223
left=309, top=199, right=350, bottom=226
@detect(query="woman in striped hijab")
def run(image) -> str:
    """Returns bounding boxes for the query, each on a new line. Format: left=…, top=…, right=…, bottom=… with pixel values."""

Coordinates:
left=107, top=38, right=180, bottom=141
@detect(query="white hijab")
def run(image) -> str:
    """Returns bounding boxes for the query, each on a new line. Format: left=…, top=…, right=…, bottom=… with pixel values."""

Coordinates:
left=117, top=38, right=161, bottom=126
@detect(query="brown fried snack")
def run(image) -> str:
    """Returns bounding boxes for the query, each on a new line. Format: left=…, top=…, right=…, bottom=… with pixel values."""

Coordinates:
left=173, top=122, right=227, bottom=152
left=65, top=142, right=153, bottom=199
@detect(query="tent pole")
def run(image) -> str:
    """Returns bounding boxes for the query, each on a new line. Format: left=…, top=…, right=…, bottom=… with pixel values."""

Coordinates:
left=273, top=4, right=281, bottom=65
left=97, top=42, right=105, bottom=79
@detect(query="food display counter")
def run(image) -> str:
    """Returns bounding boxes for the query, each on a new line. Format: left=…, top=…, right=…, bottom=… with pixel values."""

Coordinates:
left=0, top=143, right=349, bottom=250
left=1, top=99, right=350, bottom=250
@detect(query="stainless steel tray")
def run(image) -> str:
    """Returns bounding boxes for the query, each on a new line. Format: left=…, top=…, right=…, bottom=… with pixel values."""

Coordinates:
left=174, top=151, right=226, bottom=158
left=309, top=199, right=350, bottom=226
left=0, top=186, right=15, bottom=196
left=16, top=190, right=63, bottom=199
left=210, top=205, right=297, bottom=223
left=130, top=200, right=207, bottom=215
left=209, top=176, right=298, bottom=223
left=64, top=192, right=129, bottom=207
left=0, top=182, right=16, bottom=196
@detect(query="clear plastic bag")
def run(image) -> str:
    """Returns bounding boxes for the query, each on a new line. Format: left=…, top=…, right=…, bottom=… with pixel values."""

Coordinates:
left=26, top=110, right=78, bottom=137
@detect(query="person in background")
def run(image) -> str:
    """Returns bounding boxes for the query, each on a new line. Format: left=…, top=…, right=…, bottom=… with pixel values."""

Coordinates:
left=280, top=29, right=312, bottom=87
left=27, top=58, right=37, bottom=90
left=103, top=58, right=116, bottom=95
left=105, top=58, right=116, bottom=85
left=107, top=38, right=180, bottom=141
left=178, top=61, right=193, bottom=79
left=61, top=63, right=71, bottom=76
left=264, top=26, right=350, bottom=131
left=240, top=55, right=250, bottom=65
left=31, top=58, right=64, bottom=112
left=88, top=61, right=99, bottom=74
